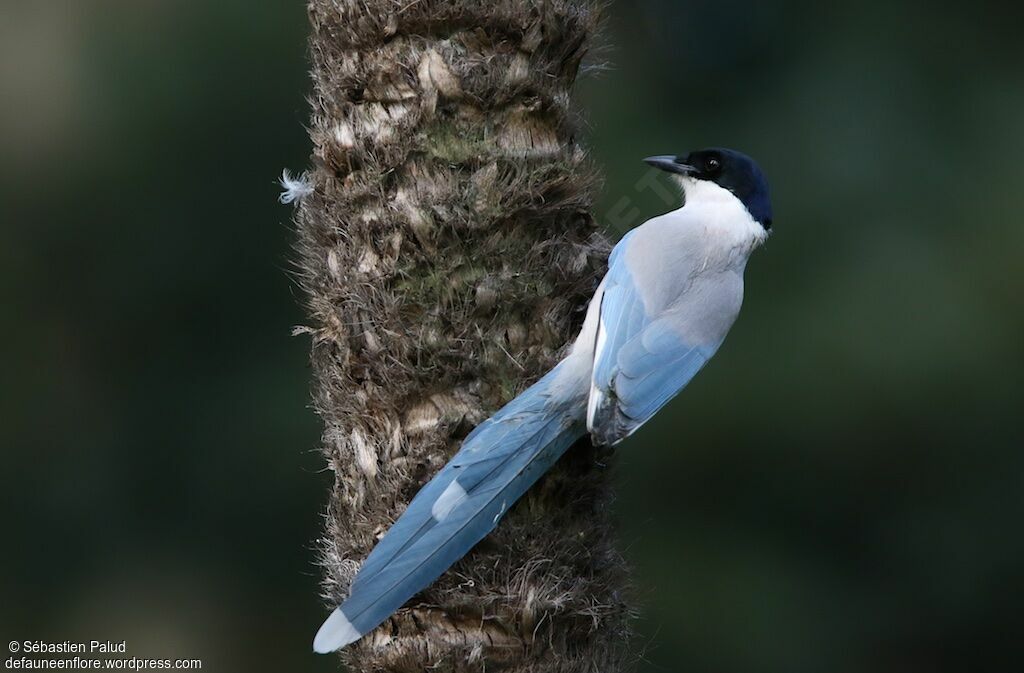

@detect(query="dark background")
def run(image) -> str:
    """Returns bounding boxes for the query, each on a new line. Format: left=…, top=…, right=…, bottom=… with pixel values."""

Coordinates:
left=2, top=1, right=1021, bottom=672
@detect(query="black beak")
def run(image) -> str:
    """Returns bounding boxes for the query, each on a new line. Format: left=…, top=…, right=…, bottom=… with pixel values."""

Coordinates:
left=643, top=155, right=696, bottom=176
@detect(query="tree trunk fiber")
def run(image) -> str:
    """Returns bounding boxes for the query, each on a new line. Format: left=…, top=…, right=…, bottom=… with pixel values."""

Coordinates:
left=295, top=1, right=632, bottom=670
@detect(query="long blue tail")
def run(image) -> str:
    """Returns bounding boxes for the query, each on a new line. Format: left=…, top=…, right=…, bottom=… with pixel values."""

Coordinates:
left=313, top=366, right=585, bottom=652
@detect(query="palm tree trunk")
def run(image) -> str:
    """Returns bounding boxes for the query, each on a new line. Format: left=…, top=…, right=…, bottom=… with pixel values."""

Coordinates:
left=294, top=1, right=632, bottom=670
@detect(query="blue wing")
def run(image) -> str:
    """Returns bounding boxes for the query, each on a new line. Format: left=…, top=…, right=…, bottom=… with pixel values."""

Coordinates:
left=587, top=233, right=722, bottom=446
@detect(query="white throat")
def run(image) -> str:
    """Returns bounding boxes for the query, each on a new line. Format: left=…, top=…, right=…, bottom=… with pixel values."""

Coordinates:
left=677, top=177, right=769, bottom=251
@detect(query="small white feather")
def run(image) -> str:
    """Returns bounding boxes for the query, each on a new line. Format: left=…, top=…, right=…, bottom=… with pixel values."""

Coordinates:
left=278, top=169, right=313, bottom=205
left=492, top=500, right=507, bottom=524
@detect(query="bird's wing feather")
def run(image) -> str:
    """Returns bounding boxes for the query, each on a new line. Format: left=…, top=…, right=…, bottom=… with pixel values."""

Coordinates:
left=587, top=230, right=723, bottom=445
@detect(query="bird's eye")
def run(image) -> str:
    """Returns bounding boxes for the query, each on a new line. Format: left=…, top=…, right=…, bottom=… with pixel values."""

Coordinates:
left=705, top=157, right=721, bottom=173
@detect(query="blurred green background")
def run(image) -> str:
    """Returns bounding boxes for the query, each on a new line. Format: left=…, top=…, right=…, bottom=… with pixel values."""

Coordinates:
left=2, top=1, right=1021, bottom=672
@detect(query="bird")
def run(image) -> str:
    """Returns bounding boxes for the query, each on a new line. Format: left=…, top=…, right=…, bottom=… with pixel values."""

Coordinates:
left=313, top=147, right=773, bottom=653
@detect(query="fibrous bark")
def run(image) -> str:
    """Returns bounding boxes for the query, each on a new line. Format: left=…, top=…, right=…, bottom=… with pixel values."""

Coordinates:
left=294, top=1, right=632, bottom=670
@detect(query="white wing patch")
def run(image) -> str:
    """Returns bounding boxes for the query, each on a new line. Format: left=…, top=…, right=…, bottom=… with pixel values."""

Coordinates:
left=586, top=298, right=610, bottom=430
left=430, top=479, right=467, bottom=522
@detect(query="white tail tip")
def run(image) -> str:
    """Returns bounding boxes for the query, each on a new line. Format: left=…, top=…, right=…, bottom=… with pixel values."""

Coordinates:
left=313, top=608, right=362, bottom=653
